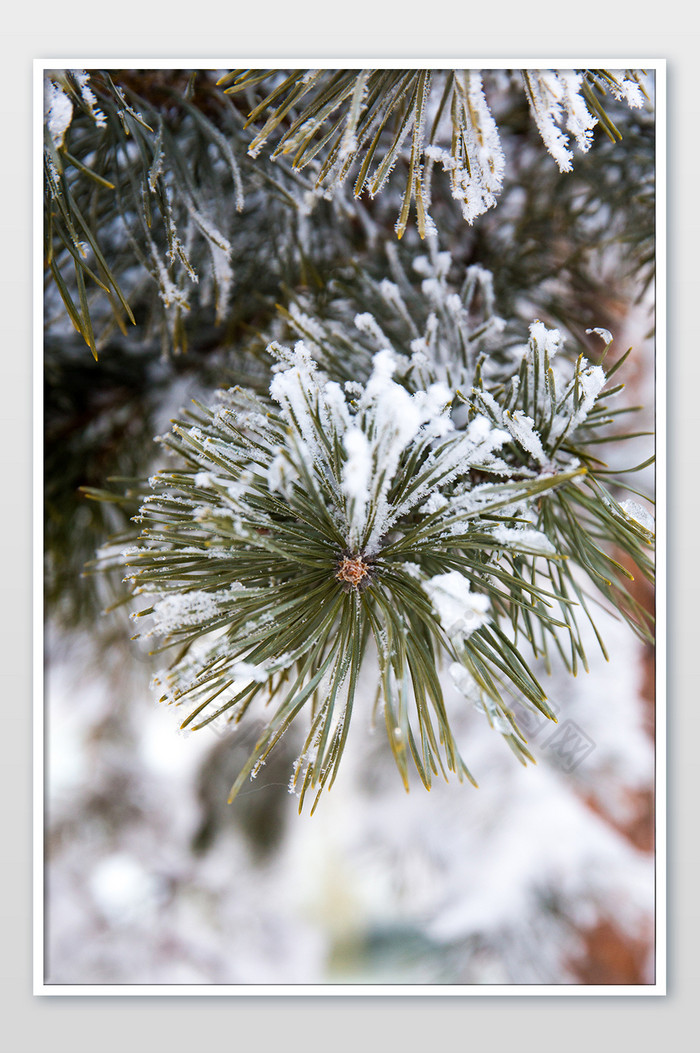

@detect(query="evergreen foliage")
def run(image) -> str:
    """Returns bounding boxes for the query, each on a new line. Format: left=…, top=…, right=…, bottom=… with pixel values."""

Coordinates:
left=44, top=69, right=364, bottom=357
left=44, top=66, right=656, bottom=810
left=220, top=68, right=647, bottom=236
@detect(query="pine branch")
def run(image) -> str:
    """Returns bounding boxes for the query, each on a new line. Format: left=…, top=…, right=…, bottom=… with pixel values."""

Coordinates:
left=220, top=68, right=649, bottom=239
left=90, top=254, right=654, bottom=810
left=43, top=69, right=369, bottom=357
left=46, top=67, right=655, bottom=816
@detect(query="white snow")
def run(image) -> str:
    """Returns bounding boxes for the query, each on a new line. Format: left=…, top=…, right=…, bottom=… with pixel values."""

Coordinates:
left=45, top=79, right=73, bottom=149
left=620, top=499, right=655, bottom=534
left=423, top=571, right=490, bottom=641
left=586, top=327, right=613, bottom=346
left=267, top=451, right=298, bottom=497
left=490, top=524, right=556, bottom=556
left=341, top=427, right=372, bottom=541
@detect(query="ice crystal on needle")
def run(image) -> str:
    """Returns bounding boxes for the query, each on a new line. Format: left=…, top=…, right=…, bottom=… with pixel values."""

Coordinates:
left=219, top=68, right=649, bottom=237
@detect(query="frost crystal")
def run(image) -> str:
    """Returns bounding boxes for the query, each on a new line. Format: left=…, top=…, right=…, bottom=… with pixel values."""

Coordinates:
left=524, top=71, right=597, bottom=172
left=73, top=71, right=107, bottom=127
left=610, top=76, right=645, bottom=108
left=504, top=411, right=548, bottom=466
left=151, top=589, right=231, bottom=635
left=425, top=71, right=506, bottom=224
left=45, top=80, right=74, bottom=149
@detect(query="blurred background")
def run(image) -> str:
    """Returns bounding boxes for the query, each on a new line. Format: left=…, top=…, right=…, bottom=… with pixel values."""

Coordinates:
left=43, top=67, right=656, bottom=986
left=45, top=588, right=655, bottom=984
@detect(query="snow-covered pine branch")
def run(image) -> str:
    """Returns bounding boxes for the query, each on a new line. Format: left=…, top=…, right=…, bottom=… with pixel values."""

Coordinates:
left=98, top=251, right=653, bottom=810
left=221, top=68, right=649, bottom=237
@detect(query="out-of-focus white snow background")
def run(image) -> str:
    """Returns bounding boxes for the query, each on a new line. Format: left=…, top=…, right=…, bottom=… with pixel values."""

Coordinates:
left=45, top=590, right=655, bottom=985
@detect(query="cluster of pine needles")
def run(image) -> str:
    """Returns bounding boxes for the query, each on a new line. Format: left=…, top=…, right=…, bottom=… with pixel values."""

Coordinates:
left=88, top=249, right=654, bottom=812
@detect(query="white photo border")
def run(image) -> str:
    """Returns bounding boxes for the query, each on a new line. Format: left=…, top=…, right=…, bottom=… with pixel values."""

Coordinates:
left=34, top=57, right=666, bottom=997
